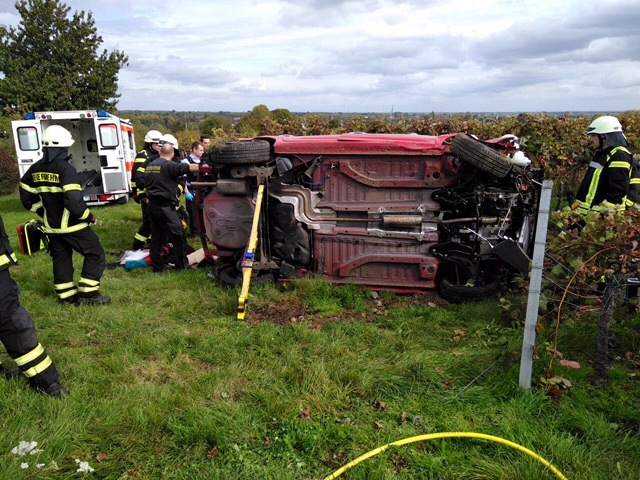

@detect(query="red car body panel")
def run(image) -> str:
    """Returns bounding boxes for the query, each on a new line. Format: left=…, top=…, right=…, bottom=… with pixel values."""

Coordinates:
left=202, top=133, right=541, bottom=298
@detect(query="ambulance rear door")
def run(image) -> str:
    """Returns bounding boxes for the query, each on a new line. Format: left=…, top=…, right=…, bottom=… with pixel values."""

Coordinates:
left=12, top=119, right=43, bottom=177
left=94, top=117, right=130, bottom=196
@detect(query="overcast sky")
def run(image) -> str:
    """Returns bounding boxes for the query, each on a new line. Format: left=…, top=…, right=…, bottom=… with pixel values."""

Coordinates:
left=1, top=0, right=640, bottom=113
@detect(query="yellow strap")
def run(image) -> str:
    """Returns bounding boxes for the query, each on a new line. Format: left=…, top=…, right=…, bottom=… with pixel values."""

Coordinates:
left=237, top=183, right=265, bottom=321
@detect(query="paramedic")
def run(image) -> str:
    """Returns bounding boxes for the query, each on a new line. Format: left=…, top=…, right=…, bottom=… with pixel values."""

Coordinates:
left=574, top=116, right=633, bottom=216
left=0, top=215, right=67, bottom=396
left=181, top=141, right=205, bottom=235
left=19, top=125, right=110, bottom=305
left=130, top=129, right=162, bottom=250
left=142, top=134, right=202, bottom=272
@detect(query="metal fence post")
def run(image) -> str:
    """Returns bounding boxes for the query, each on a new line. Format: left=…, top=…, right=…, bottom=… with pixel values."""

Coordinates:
left=519, top=180, right=554, bottom=389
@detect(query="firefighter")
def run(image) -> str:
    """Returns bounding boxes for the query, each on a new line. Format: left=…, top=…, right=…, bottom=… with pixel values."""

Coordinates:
left=0, top=215, right=68, bottom=397
left=141, top=134, right=202, bottom=272
left=574, top=116, right=633, bottom=216
left=19, top=125, right=110, bottom=305
left=626, top=155, right=640, bottom=207
left=130, top=129, right=162, bottom=250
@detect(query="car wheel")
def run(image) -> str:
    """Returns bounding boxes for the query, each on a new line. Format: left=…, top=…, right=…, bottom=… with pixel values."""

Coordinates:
left=450, top=133, right=513, bottom=178
left=217, top=264, right=275, bottom=288
left=212, top=140, right=271, bottom=165
left=438, top=279, right=503, bottom=303
left=437, top=262, right=503, bottom=303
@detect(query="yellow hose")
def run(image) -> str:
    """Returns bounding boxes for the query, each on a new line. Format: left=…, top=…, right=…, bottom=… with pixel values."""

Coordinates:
left=323, top=431, right=568, bottom=480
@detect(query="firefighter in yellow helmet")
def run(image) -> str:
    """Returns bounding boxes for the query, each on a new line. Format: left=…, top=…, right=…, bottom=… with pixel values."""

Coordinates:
left=574, top=115, right=634, bottom=215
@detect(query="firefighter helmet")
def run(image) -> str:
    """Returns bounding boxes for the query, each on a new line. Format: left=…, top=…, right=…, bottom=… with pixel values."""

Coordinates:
left=585, top=116, right=623, bottom=135
left=158, top=134, right=179, bottom=149
left=585, top=116, right=628, bottom=147
left=144, top=129, right=162, bottom=143
left=42, top=125, right=75, bottom=147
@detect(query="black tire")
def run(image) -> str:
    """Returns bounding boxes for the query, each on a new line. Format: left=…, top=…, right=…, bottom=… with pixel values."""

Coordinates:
left=450, top=134, right=512, bottom=178
left=436, top=261, right=503, bottom=303
left=438, top=279, right=503, bottom=304
left=212, top=140, right=271, bottom=165
left=217, top=264, right=275, bottom=288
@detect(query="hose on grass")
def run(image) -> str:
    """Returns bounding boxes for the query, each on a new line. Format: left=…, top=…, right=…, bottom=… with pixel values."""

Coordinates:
left=322, top=431, right=568, bottom=480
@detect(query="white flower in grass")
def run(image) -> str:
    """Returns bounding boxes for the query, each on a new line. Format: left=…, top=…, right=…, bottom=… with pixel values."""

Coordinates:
left=36, top=463, right=45, bottom=469
left=75, top=459, right=95, bottom=473
left=11, top=441, right=43, bottom=456
left=20, top=463, right=29, bottom=469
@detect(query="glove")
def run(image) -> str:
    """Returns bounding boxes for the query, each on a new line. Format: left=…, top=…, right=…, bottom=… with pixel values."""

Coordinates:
left=88, top=213, right=97, bottom=224
left=198, top=164, right=212, bottom=174
left=132, top=194, right=141, bottom=204
left=185, top=191, right=194, bottom=202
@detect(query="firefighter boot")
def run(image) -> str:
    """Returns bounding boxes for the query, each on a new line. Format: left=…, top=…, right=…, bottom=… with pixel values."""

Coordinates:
left=42, top=382, right=69, bottom=397
left=58, top=294, right=78, bottom=305
left=0, top=364, right=21, bottom=379
left=78, top=293, right=111, bottom=305
left=29, top=377, right=69, bottom=398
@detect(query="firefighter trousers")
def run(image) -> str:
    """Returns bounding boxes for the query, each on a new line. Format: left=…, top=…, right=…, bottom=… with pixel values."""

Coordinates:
left=132, top=200, right=151, bottom=250
left=0, top=270, right=59, bottom=389
left=48, top=228, right=106, bottom=301
left=148, top=203, right=187, bottom=271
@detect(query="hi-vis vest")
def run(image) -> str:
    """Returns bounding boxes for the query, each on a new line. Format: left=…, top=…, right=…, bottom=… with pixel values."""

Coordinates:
left=626, top=155, right=640, bottom=206
left=576, top=146, right=632, bottom=215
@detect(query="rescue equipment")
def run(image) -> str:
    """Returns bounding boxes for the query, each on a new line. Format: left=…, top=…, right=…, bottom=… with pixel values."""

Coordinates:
left=237, top=183, right=266, bottom=321
left=16, top=220, right=47, bottom=256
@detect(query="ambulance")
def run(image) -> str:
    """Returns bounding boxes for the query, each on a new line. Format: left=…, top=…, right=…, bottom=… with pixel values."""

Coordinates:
left=12, top=109, right=137, bottom=205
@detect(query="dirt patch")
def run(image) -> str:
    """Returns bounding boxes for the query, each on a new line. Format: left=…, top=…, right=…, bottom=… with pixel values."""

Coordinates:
left=246, top=295, right=308, bottom=326
left=245, top=291, right=447, bottom=327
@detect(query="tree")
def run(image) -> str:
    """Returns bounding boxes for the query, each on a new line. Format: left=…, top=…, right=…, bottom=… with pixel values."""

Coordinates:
left=200, top=115, right=234, bottom=136
left=0, top=0, right=128, bottom=115
left=235, top=105, right=272, bottom=137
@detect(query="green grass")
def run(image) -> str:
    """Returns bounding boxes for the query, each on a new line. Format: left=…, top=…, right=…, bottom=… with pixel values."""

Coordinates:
left=0, top=193, right=639, bottom=479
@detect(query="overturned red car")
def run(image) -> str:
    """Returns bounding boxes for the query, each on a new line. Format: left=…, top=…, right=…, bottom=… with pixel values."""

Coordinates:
left=199, top=132, right=543, bottom=302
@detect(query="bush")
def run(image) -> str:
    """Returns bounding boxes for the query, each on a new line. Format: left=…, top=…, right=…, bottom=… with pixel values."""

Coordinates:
left=0, top=149, right=19, bottom=195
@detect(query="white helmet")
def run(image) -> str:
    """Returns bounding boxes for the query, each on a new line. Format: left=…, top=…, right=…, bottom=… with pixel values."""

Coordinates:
left=585, top=116, right=623, bottom=135
left=158, top=133, right=179, bottom=149
left=144, top=129, right=162, bottom=143
left=42, top=125, right=74, bottom=147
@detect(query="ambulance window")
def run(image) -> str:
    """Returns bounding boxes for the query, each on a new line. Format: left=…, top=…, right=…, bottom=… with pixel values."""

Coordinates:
left=128, top=131, right=134, bottom=150
left=17, top=127, right=40, bottom=151
left=99, top=124, right=119, bottom=148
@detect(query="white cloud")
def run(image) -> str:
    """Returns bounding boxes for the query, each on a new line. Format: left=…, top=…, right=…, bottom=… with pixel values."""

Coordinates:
left=1, top=0, right=639, bottom=112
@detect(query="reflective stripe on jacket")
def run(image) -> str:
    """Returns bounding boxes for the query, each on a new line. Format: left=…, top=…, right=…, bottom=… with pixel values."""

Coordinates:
left=0, top=216, right=18, bottom=272
left=626, top=155, right=640, bottom=206
left=575, top=146, right=632, bottom=215
left=19, top=155, right=92, bottom=234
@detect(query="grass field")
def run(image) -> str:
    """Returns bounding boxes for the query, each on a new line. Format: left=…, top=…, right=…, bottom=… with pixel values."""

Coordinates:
left=0, top=192, right=638, bottom=479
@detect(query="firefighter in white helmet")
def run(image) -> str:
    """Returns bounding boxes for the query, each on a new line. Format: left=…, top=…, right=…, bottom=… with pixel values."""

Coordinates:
left=19, top=125, right=110, bottom=305
left=140, top=134, right=202, bottom=271
left=574, top=115, right=635, bottom=215
left=130, top=129, right=162, bottom=250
